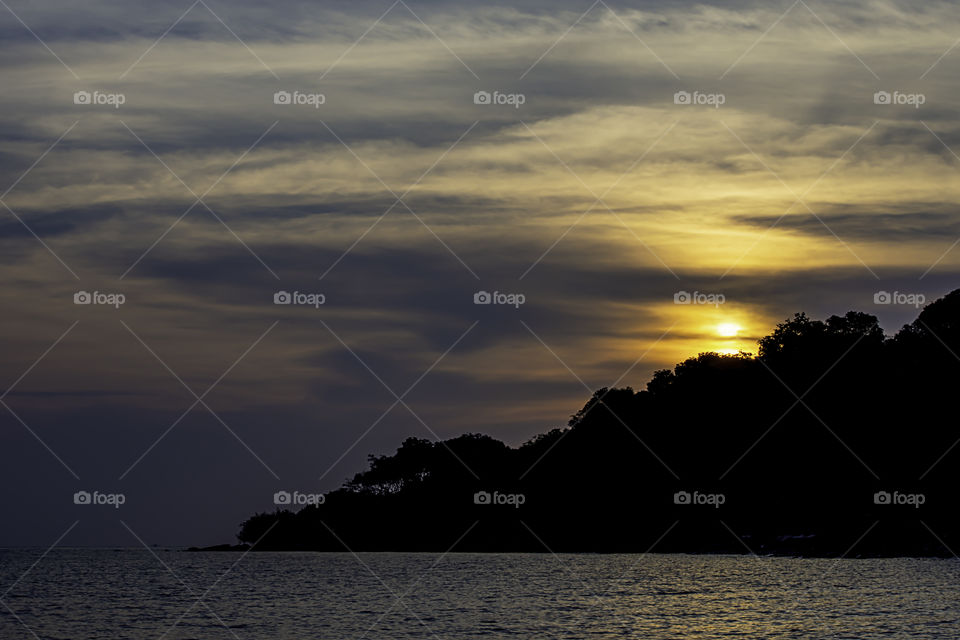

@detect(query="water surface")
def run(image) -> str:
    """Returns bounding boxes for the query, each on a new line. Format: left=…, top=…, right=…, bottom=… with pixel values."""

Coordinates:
left=1, top=550, right=957, bottom=638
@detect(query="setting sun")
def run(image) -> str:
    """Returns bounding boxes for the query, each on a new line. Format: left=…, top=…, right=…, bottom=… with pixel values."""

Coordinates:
left=717, top=323, right=742, bottom=337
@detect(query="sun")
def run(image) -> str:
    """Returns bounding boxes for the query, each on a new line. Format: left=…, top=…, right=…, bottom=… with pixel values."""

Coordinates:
left=716, top=323, right=741, bottom=338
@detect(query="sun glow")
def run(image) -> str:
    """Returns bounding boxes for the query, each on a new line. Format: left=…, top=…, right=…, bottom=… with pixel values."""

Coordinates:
left=716, top=323, right=741, bottom=338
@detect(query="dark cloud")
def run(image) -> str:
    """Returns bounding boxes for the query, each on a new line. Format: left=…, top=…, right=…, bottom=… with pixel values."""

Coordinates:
left=732, top=208, right=960, bottom=241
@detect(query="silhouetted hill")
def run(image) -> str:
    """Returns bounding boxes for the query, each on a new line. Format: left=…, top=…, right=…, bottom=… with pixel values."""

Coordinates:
left=229, top=289, right=960, bottom=556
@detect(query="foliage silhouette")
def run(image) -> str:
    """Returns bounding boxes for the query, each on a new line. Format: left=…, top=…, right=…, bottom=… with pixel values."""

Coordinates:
left=233, top=289, right=960, bottom=556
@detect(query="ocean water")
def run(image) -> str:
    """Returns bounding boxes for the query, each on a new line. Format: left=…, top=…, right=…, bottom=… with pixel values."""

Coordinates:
left=0, top=550, right=957, bottom=639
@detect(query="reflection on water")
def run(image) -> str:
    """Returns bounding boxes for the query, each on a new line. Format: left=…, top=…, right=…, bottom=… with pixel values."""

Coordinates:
left=1, top=550, right=957, bottom=639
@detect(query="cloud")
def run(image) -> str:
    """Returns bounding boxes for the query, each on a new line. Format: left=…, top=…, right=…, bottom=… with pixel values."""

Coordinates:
left=732, top=207, right=960, bottom=241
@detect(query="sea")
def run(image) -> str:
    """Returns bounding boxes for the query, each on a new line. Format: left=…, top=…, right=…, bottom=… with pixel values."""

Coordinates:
left=0, top=550, right=957, bottom=638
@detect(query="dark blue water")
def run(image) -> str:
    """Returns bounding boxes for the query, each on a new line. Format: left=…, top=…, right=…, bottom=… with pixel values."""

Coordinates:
left=1, top=550, right=957, bottom=639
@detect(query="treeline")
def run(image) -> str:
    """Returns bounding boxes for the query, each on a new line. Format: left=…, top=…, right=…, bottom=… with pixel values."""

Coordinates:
left=233, top=289, right=960, bottom=556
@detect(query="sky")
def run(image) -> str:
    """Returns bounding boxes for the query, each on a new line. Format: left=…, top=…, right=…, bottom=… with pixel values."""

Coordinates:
left=1, top=0, right=959, bottom=546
